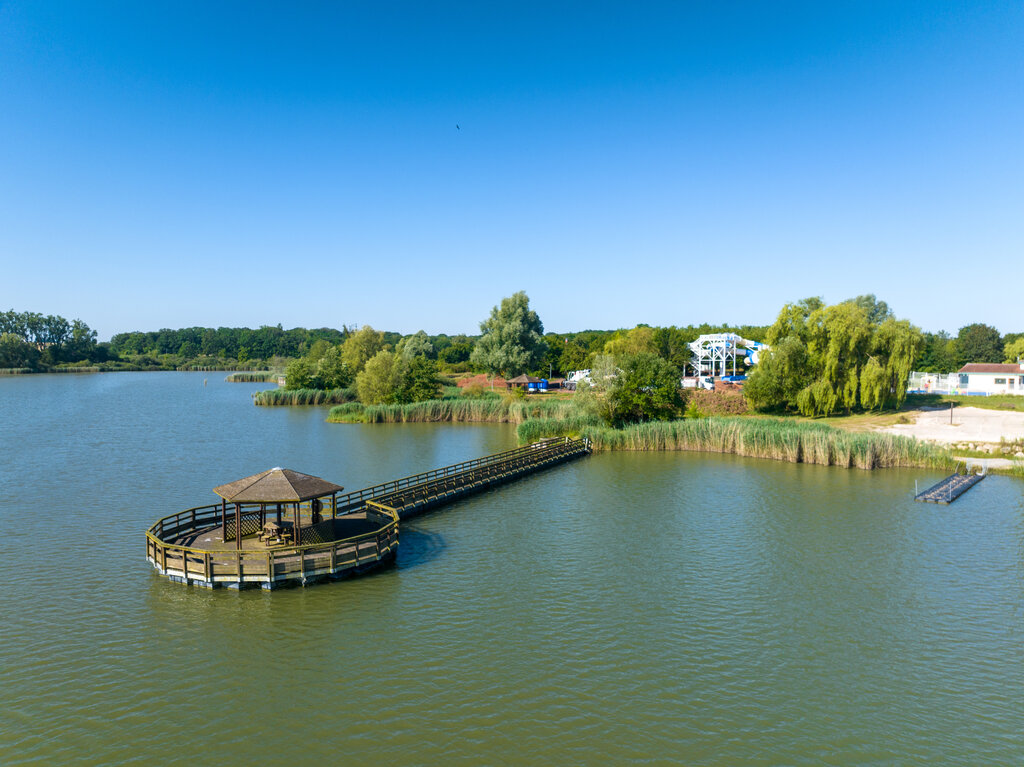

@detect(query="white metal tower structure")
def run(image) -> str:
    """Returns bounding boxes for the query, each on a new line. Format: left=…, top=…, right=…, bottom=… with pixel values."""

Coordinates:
left=688, top=333, right=768, bottom=378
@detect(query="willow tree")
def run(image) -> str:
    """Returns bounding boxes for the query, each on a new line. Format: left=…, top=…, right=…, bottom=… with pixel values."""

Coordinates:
left=470, top=291, right=546, bottom=382
left=747, top=297, right=921, bottom=416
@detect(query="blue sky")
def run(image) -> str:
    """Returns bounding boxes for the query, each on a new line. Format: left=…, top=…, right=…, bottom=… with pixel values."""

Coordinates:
left=2, top=1, right=1021, bottom=340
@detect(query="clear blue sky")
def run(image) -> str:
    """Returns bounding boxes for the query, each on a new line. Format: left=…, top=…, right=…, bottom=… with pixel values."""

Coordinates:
left=2, top=1, right=1021, bottom=340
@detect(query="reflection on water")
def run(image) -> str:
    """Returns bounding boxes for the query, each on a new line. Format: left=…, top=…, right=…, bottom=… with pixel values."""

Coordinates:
left=2, top=372, right=1024, bottom=765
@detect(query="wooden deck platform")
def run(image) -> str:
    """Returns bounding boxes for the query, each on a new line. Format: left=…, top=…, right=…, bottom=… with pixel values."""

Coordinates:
left=915, top=471, right=986, bottom=504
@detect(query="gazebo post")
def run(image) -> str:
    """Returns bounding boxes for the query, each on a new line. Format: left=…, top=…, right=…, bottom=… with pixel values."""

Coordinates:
left=294, top=502, right=301, bottom=545
left=331, top=493, right=336, bottom=519
left=221, top=499, right=227, bottom=538
left=235, top=503, right=242, bottom=550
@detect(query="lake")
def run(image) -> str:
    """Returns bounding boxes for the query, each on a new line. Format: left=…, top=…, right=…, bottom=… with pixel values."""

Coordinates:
left=2, top=372, right=1023, bottom=765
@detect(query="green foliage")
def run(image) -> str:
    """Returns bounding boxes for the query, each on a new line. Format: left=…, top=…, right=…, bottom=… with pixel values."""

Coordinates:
left=917, top=331, right=957, bottom=373
left=847, top=294, right=893, bottom=325
left=328, top=396, right=578, bottom=424
left=342, top=325, right=386, bottom=374
left=438, top=341, right=473, bottom=364
left=0, top=333, right=41, bottom=369
left=110, top=323, right=347, bottom=359
left=743, top=335, right=810, bottom=411
left=396, top=330, right=434, bottom=360
left=356, top=350, right=406, bottom=405
left=253, top=387, right=356, bottom=406
left=608, top=353, right=683, bottom=425
left=225, top=371, right=279, bottom=382
left=602, top=326, right=658, bottom=358
left=748, top=297, right=921, bottom=415
left=558, top=340, right=588, bottom=374
left=1003, top=338, right=1024, bottom=363
left=0, top=310, right=102, bottom=368
left=284, top=343, right=352, bottom=390
left=954, top=323, right=1003, bottom=367
left=470, top=291, right=546, bottom=379
left=327, top=402, right=366, bottom=422
left=401, top=356, right=441, bottom=402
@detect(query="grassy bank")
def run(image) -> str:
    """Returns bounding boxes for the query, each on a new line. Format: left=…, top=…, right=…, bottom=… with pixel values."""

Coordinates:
left=327, top=397, right=577, bottom=424
left=905, top=393, right=1024, bottom=412
left=254, top=387, right=356, bottom=406
left=517, top=415, right=953, bottom=470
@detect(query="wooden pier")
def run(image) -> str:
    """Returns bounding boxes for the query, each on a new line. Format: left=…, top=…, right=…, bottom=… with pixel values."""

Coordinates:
left=146, top=437, right=591, bottom=589
left=914, top=469, right=986, bottom=504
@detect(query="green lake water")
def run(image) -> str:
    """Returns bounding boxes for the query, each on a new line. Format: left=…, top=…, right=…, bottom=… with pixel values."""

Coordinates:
left=2, top=372, right=1024, bottom=765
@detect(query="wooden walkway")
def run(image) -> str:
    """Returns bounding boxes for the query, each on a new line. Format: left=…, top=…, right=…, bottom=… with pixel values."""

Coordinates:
left=914, top=471, right=986, bottom=504
left=365, top=436, right=592, bottom=518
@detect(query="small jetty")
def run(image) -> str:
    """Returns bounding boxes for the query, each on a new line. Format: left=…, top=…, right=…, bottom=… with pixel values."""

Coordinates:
left=914, top=465, right=986, bottom=504
left=146, top=437, right=591, bottom=589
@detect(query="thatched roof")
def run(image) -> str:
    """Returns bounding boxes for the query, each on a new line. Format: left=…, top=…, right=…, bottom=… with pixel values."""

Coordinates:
left=507, top=374, right=542, bottom=384
left=213, top=468, right=344, bottom=502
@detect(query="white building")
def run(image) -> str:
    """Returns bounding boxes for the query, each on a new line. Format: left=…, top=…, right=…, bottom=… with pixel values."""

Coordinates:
left=957, top=363, right=1024, bottom=395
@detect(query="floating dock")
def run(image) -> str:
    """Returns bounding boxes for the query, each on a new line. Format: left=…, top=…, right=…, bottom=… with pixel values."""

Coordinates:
left=146, top=437, right=591, bottom=589
left=914, top=470, right=986, bottom=504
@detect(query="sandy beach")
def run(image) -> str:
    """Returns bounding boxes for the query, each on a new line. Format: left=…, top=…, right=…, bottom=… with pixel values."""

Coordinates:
left=882, top=406, right=1024, bottom=446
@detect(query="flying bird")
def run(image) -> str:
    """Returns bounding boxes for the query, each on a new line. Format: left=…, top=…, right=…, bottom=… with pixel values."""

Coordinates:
left=456, top=124, right=460, bottom=130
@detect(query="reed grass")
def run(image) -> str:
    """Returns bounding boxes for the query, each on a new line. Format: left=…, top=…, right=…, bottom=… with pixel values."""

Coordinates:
left=254, top=387, right=356, bottom=406
left=517, top=416, right=952, bottom=470
left=327, top=397, right=578, bottom=424
left=226, top=371, right=280, bottom=382
left=0, top=368, right=35, bottom=375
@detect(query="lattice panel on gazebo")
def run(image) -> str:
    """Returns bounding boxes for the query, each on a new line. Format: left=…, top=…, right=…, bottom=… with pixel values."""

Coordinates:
left=224, top=511, right=264, bottom=542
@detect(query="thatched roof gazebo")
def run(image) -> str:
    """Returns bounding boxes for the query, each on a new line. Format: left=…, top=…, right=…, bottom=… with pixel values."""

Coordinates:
left=506, top=374, right=542, bottom=390
left=213, top=468, right=344, bottom=548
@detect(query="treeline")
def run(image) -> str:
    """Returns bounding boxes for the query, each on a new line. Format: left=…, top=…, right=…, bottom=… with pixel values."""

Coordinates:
left=0, top=310, right=105, bottom=369
left=109, top=325, right=349, bottom=361
left=917, top=324, right=1024, bottom=372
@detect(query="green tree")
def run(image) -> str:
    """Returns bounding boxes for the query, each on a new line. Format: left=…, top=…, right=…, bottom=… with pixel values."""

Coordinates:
left=342, top=325, right=386, bottom=374
left=848, top=294, right=893, bottom=325
left=1004, top=338, right=1024, bottom=364
left=470, top=291, right=546, bottom=382
left=917, top=331, right=957, bottom=373
left=284, top=358, right=315, bottom=389
left=743, top=335, right=811, bottom=412
left=396, top=330, right=434, bottom=361
left=312, top=345, right=353, bottom=389
left=559, top=340, right=588, bottom=374
left=400, top=356, right=440, bottom=402
left=608, top=353, right=683, bottom=424
left=356, top=350, right=406, bottom=405
left=603, top=326, right=658, bottom=358
left=438, top=341, right=473, bottom=364
left=954, top=323, right=1003, bottom=367
left=0, top=333, right=40, bottom=369
left=574, top=353, right=620, bottom=425
left=747, top=298, right=921, bottom=415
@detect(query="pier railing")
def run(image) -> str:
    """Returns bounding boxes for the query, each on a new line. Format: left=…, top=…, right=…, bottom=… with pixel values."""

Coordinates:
left=333, top=436, right=591, bottom=514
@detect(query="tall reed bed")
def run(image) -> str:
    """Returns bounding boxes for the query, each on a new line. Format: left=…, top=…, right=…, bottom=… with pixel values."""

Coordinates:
left=327, top=397, right=578, bottom=424
left=517, top=416, right=952, bottom=470
left=254, top=387, right=356, bottom=406
left=226, top=371, right=280, bottom=383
